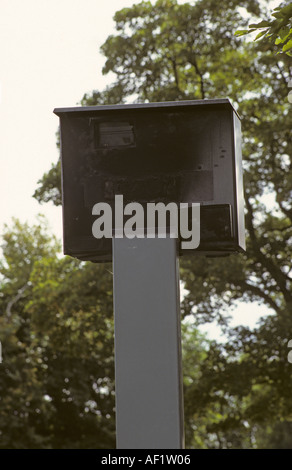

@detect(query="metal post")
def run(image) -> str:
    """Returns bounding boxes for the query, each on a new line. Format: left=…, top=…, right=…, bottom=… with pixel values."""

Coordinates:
left=112, top=236, right=184, bottom=449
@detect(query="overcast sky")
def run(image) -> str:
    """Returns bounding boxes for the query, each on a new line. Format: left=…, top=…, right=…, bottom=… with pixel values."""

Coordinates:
left=0, top=0, right=140, bottom=239
left=0, top=0, right=275, bottom=335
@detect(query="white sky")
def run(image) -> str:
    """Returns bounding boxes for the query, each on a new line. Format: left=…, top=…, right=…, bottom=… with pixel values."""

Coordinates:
left=0, top=0, right=139, bottom=239
left=0, top=0, right=275, bottom=337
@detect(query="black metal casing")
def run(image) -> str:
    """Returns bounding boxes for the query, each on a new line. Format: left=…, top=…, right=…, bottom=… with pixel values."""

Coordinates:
left=54, top=99, right=245, bottom=262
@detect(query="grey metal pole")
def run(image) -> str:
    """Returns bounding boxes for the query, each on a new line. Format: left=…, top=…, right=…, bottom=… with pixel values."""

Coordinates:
left=112, top=236, right=184, bottom=449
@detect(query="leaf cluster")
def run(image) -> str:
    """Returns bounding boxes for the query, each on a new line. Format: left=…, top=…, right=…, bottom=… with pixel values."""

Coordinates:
left=236, top=2, right=292, bottom=56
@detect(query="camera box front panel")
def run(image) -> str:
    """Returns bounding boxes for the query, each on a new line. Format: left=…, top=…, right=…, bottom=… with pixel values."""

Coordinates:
left=55, top=100, right=245, bottom=262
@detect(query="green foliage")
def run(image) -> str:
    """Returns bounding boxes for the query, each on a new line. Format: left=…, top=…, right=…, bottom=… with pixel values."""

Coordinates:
left=0, top=219, right=206, bottom=448
left=26, top=256, right=116, bottom=448
left=33, top=160, right=62, bottom=206
left=0, top=219, right=115, bottom=448
left=235, top=1, right=292, bottom=56
left=100, top=0, right=254, bottom=102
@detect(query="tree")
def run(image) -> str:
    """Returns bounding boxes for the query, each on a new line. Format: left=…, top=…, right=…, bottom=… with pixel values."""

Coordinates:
left=0, top=218, right=208, bottom=448
left=26, top=254, right=116, bottom=448
left=0, top=219, right=115, bottom=448
left=33, top=0, right=291, bottom=448
left=0, top=217, right=60, bottom=448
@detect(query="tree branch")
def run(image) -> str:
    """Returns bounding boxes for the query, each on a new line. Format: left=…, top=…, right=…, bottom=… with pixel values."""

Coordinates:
left=245, top=194, right=292, bottom=305
left=236, top=280, right=279, bottom=313
left=170, top=57, right=180, bottom=91
left=187, top=52, right=205, bottom=99
left=6, top=284, right=29, bottom=317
